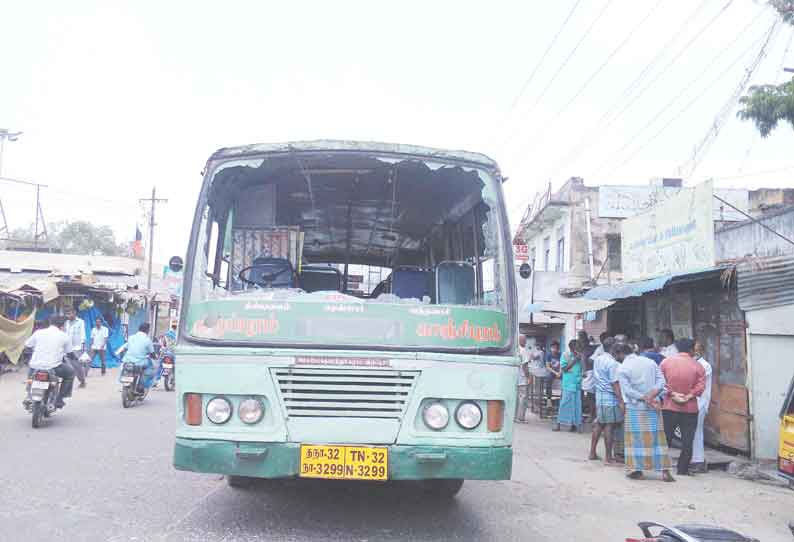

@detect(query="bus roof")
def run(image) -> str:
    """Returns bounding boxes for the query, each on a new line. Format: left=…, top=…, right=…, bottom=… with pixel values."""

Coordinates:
left=209, top=140, right=500, bottom=171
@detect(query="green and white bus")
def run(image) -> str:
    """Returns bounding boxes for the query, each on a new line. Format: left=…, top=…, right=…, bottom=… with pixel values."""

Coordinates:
left=173, top=141, right=519, bottom=496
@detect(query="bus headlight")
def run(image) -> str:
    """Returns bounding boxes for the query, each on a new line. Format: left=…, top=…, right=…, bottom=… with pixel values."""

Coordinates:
left=206, top=396, right=232, bottom=424
left=238, top=398, right=265, bottom=424
left=455, top=401, right=483, bottom=430
left=423, top=402, right=449, bottom=430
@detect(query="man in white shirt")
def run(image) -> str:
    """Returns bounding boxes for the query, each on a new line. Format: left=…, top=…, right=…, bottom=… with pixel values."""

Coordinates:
left=24, top=316, right=75, bottom=408
left=64, top=309, right=87, bottom=388
left=659, top=329, right=679, bottom=359
left=691, top=341, right=713, bottom=473
left=90, top=317, right=110, bottom=376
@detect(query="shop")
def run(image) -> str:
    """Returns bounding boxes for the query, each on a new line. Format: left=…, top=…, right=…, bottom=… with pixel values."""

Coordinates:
left=582, top=266, right=751, bottom=454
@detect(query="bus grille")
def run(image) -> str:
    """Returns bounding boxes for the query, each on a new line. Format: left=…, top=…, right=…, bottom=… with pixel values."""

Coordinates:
left=272, top=368, right=419, bottom=419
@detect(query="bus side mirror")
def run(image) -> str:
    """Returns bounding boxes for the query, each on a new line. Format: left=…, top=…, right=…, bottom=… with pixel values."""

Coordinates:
left=519, top=263, right=532, bottom=279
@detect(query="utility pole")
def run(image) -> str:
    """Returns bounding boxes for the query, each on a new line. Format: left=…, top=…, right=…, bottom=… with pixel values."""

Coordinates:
left=139, top=187, right=168, bottom=291
left=0, top=128, right=23, bottom=241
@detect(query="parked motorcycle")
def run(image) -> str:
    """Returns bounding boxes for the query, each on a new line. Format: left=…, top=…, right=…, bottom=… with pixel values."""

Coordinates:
left=24, top=368, right=63, bottom=428
left=627, top=521, right=758, bottom=542
left=160, top=350, right=175, bottom=391
left=120, top=362, right=150, bottom=408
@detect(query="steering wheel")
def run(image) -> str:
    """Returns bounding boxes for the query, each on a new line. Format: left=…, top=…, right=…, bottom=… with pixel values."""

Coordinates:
left=238, top=264, right=293, bottom=287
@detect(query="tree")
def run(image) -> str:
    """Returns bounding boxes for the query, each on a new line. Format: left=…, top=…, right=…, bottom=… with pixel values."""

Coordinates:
left=4, top=220, right=128, bottom=256
left=737, top=1, right=794, bottom=136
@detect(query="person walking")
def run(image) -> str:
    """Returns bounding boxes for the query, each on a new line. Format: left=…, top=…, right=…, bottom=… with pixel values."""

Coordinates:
left=64, top=308, right=87, bottom=388
left=515, top=334, right=530, bottom=423
left=690, top=341, right=713, bottom=473
left=90, top=317, right=110, bottom=376
left=660, top=338, right=706, bottom=477
left=616, top=342, right=675, bottom=482
left=553, top=340, right=582, bottom=432
left=589, top=337, right=624, bottom=463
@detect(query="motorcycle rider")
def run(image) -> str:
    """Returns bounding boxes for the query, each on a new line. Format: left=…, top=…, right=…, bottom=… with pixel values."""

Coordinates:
left=118, top=323, right=157, bottom=392
left=23, top=315, right=74, bottom=408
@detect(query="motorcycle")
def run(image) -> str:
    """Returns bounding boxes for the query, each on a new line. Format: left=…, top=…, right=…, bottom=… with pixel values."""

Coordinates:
left=120, top=361, right=151, bottom=408
left=24, top=368, right=63, bottom=428
left=160, top=350, right=175, bottom=392
left=627, top=521, right=758, bottom=542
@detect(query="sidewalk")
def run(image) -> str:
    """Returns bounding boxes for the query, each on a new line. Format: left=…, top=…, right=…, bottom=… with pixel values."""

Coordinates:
left=511, top=414, right=794, bottom=541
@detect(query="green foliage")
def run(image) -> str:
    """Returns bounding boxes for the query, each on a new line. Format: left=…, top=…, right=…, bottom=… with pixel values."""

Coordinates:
left=6, top=220, right=128, bottom=256
left=736, top=1, right=794, bottom=136
left=737, top=79, right=794, bottom=137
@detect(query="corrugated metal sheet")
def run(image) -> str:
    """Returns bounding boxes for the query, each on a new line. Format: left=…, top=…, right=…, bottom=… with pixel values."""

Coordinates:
left=737, top=255, right=794, bottom=311
left=582, top=266, right=726, bottom=301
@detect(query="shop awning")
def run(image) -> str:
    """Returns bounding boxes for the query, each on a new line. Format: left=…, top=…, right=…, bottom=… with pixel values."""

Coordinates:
left=525, top=298, right=614, bottom=315
left=0, top=279, right=59, bottom=303
left=582, top=266, right=728, bottom=301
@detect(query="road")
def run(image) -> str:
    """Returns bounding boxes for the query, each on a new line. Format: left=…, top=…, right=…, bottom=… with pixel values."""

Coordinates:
left=1, top=367, right=792, bottom=542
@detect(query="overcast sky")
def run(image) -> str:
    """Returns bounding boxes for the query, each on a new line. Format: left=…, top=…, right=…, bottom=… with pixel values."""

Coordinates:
left=1, top=0, right=793, bottom=262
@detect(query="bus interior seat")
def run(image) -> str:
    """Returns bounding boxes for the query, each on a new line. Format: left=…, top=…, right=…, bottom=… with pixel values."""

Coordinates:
left=391, top=267, right=431, bottom=300
left=249, top=256, right=296, bottom=288
left=300, top=265, right=342, bottom=293
left=436, top=261, right=475, bottom=305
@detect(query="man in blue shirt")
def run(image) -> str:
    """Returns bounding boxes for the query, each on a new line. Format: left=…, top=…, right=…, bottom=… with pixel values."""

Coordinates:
left=589, top=338, right=624, bottom=463
left=118, top=323, right=156, bottom=390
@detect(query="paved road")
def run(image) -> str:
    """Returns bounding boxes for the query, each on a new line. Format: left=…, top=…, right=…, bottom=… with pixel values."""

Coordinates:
left=1, top=367, right=792, bottom=542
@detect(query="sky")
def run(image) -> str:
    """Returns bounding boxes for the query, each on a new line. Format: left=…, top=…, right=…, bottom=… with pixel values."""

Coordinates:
left=1, top=0, right=793, bottom=263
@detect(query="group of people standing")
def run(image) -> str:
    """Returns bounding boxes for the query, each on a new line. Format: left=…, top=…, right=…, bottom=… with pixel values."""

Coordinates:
left=518, top=329, right=713, bottom=481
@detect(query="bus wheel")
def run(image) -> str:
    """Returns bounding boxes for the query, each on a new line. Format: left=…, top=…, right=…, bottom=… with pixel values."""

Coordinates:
left=227, top=475, right=257, bottom=489
left=421, top=479, right=464, bottom=499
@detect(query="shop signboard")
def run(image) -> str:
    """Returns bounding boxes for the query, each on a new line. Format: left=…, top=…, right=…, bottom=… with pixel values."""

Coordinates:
left=621, top=180, right=716, bottom=282
left=599, top=185, right=748, bottom=221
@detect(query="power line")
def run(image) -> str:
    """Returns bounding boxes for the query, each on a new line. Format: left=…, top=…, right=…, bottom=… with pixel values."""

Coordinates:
left=540, top=0, right=711, bottom=179
left=491, top=0, right=583, bottom=141
left=506, top=0, right=714, bottom=217
left=604, top=20, right=779, bottom=178
left=497, top=0, right=614, bottom=151
left=706, top=164, right=794, bottom=181
left=593, top=12, right=771, bottom=178
left=528, top=0, right=664, bottom=147
left=677, top=19, right=781, bottom=178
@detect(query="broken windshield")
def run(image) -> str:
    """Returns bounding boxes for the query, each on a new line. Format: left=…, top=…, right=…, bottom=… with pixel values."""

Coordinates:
left=184, top=150, right=513, bottom=352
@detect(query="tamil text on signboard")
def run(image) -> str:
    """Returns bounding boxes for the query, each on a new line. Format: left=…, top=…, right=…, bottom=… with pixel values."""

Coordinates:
left=621, top=180, right=716, bottom=282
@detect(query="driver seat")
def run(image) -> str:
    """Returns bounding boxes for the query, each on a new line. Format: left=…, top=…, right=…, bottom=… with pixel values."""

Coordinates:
left=249, top=256, right=296, bottom=288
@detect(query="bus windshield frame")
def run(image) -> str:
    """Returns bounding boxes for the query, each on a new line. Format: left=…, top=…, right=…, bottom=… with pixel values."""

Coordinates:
left=180, top=146, right=517, bottom=355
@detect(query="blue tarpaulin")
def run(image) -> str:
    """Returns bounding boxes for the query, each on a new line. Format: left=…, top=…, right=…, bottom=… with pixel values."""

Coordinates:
left=78, top=306, right=126, bottom=369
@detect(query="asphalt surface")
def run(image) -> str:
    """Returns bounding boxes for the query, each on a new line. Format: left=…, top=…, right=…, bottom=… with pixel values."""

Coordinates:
left=1, top=367, right=792, bottom=542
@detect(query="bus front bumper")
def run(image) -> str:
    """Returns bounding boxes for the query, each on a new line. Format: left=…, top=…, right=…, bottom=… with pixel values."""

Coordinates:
left=173, top=438, right=512, bottom=480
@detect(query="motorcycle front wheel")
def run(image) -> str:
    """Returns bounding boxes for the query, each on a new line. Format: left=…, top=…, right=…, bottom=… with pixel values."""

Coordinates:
left=122, top=387, right=133, bottom=408
left=32, top=402, right=44, bottom=428
left=165, top=373, right=175, bottom=391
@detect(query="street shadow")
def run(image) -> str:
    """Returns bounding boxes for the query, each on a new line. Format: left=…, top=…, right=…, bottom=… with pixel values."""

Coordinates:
left=170, top=478, right=492, bottom=541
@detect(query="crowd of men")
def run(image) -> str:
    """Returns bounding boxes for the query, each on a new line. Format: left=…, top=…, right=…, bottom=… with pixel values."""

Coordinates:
left=517, top=329, right=712, bottom=481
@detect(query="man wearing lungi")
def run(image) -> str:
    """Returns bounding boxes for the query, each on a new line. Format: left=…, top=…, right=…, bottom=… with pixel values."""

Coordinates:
left=617, top=344, right=675, bottom=482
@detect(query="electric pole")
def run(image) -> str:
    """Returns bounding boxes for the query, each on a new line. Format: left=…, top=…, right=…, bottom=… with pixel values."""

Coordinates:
left=139, top=187, right=168, bottom=290
left=0, top=128, right=23, bottom=242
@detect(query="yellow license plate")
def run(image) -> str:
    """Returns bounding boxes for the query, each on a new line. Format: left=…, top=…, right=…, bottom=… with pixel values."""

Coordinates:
left=299, top=445, right=388, bottom=481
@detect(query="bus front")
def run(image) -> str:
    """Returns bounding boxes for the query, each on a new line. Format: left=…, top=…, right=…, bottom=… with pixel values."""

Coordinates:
left=173, top=141, right=518, bottom=496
